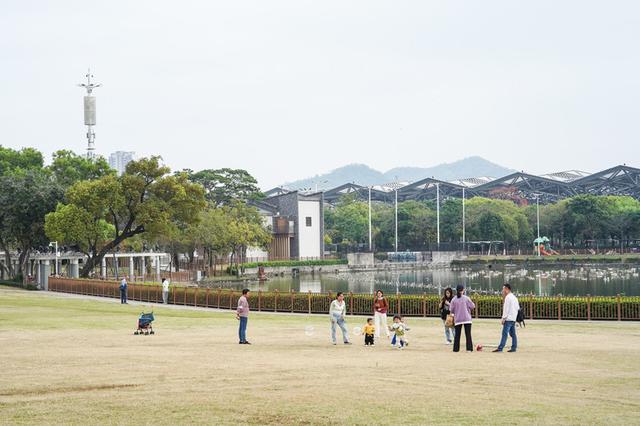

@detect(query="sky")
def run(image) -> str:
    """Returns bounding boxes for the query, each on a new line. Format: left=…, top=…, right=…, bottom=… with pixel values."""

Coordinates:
left=1, top=1, right=639, bottom=189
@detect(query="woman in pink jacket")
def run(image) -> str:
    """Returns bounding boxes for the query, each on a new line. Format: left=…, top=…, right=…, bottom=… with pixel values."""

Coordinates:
left=448, top=284, right=475, bottom=352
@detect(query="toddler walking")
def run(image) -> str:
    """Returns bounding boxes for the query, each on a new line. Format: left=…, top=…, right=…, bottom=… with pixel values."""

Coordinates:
left=389, top=315, right=409, bottom=349
left=362, top=318, right=375, bottom=346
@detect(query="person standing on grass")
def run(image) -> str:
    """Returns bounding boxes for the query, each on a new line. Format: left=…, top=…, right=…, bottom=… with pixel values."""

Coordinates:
left=119, top=276, right=128, bottom=304
left=439, top=287, right=455, bottom=345
left=493, top=283, right=520, bottom=353
left=162, top=278, right=170, bottom=304
left=373, top=290, right=390, bottom=339
left=449, top=284, right=475, bottom=352
left=329, top=292, right=351, bottom=345
left=236, top=288, right=251, bottom=344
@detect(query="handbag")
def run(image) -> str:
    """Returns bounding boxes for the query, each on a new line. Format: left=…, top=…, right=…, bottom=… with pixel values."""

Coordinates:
left=445, top=313, right=455, bottom=328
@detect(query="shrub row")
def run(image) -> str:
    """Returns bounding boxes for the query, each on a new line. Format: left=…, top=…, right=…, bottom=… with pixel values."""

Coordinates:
left=47, top=278, right=640, bottom=320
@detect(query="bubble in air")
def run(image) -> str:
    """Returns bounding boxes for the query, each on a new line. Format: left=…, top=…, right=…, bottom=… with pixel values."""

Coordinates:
left=352, top=326, right=362, bottom=336
left=304, top=325, right=315, bottom=336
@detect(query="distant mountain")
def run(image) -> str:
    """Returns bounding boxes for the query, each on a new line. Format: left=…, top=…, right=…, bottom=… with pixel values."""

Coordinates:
left=281, top=156, right=515, bottom=190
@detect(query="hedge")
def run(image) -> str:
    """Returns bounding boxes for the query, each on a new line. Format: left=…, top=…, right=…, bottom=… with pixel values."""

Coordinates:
left=47, top=278, right=640, bottom=320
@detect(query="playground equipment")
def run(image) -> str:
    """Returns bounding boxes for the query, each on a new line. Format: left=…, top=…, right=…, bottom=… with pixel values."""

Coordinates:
left=534, top=237, right=559, bottom=256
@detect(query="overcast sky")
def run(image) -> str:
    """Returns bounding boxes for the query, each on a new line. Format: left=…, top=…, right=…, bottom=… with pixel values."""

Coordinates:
left=1, top=1, right=639, bottom=188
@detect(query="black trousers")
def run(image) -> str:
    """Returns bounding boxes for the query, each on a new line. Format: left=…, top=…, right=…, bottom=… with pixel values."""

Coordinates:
left=364, top=334, right=374, bottom=345
left=453, top=323, right=473, bottom=352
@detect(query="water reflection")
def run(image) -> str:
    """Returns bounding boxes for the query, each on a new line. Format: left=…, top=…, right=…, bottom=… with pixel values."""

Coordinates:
left=214, top=265, right=640, bottom=297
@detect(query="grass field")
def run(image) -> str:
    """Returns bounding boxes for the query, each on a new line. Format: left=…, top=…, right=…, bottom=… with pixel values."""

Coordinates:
left=1, top=286, right=639, bottom=425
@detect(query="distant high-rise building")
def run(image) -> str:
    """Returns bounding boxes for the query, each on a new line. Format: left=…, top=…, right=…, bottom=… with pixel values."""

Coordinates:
left=109, top=151, right=136, bottom=175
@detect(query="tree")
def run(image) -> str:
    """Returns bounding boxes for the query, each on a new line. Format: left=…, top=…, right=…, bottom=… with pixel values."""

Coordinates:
left=565, top=195, right=610, bottom=244
left=0, top=170, right=64, bottom=281
left=48, top=150, right=114, bottom=189
left=188, top=168, right=263, bottom=206
left=45, top=157, right=206, bottom=277
left=0, top=146, right=43, bottom=176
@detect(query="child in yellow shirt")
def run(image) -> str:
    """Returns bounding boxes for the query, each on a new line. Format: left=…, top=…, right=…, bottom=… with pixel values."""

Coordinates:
left=362, top=318, right=375, bottom=346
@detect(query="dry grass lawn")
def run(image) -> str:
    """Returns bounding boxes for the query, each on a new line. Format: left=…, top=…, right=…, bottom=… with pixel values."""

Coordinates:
left=1, top=286, right=639, bottom=425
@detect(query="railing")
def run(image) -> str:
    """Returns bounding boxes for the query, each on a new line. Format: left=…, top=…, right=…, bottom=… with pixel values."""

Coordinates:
left=47, top=278, right=640, bottom=321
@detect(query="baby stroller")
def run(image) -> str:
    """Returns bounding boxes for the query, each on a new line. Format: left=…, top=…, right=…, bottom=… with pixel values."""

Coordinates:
left=134, top=312, right=155, bottom=335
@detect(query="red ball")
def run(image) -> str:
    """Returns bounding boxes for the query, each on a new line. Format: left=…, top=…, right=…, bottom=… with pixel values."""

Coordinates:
left=476, top=344, right=483, bottom=351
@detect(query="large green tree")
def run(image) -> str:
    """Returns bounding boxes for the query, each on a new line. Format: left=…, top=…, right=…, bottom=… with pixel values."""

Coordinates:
left=45, top=157, right=206, bottom=277
left=0, top=146, right=43, bottom=175
left=0, top=170, right=64, bottom=281
left=48, top=150, right=114, bottom=189
left=187, top=168, right=263, bottom=206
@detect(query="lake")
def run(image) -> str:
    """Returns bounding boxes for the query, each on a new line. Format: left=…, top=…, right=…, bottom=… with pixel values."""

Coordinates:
left=213, top=264, right=640, bottom=297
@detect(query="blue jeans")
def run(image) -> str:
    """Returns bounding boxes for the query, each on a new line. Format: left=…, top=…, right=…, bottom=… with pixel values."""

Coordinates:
left=498, top=321, right=517, bottom=351
left=120, top=290, right=127, bottom=304
left=239, top=316, right=248, bottom=342
left=331, top=314, right=349, bottom=343
left=443, top=321, right=455, bottom=342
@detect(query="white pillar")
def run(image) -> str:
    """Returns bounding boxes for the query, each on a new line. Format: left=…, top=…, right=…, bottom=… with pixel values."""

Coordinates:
left=41, top=260, right=50, bottom=290
left=101, top=257, right=106, bottom=279
left=34, top=260, right=40, bottom=284
left=155, top=256, right=161, bottom=282
left=141, top=256, right=146, bottom=281
left=129, top=256, right=135, bottom=280
left=69, top=259, right=79, bottom=279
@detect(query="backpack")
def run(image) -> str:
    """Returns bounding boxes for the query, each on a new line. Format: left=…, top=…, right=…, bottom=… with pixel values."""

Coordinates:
left=516, top=308, right=525, bottom=327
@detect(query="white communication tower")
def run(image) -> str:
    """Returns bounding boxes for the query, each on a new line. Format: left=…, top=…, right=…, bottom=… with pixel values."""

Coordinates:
left=78, top=69, right=101, bottom=159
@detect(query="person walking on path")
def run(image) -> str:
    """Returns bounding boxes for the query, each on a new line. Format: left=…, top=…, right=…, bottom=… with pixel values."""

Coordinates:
left=373, top=290, right=390, bottom=339
left=119, top=276, right=128, bottom=304
left=449, top=284, right=475, bottom=352
left=330, top=292, right=351, bottom=345
left=439, top=287, right=455, bottom=344
left=236, top=288, right=251, bottom=344
left=162, top=278, right=170, bottom=304
left=493, top=283, right=520, bottom=353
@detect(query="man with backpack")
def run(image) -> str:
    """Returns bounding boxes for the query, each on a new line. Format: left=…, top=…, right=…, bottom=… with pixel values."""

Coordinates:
left=493, top=283, right=519, bottom=352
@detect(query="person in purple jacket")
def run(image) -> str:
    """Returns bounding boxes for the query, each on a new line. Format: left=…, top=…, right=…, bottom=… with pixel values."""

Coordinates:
left=449, top=284, right=475, bottom=352
left=236, top=288, right=251, bottom=345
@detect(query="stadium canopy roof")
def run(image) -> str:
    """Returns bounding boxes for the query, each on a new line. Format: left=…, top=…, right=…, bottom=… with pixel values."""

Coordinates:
left=284, top=164, right=639, bottom=205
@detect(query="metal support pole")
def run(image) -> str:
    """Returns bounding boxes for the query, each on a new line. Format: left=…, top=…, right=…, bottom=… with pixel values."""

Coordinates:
left=536, top=195, right=541, bottom=257
left=436, top=183, right=440, bottom=248
left=462, top=187, right=466, bottom=253
left=395, top=188, right=398, bottom=254
left=368, top=186, right=372, bottom=252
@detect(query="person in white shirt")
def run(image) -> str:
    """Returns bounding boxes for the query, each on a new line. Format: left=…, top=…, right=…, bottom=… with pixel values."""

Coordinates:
left=162, top=278, right=170, bottom=304
left=493, top=283, right=520, bottom=352
left=329, top=292, right=351, bottom=345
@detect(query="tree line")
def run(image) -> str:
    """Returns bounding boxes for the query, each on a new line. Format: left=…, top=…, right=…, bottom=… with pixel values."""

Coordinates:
left=0, top=146, right=269, bottom=282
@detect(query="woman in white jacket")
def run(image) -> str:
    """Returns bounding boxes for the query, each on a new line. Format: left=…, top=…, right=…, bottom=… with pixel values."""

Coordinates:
left=329, top=292, right=351, bottom=345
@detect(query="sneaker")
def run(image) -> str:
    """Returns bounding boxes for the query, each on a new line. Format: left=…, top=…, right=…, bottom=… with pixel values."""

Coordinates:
left=446, top=341, right=452, bottom=345
left=492, top=349, right=502, bottom=352
left=244, top=341, right=251, bottom=345
left=332, top=342, right=337, bottom=345
left=344, top=342, right=352, bottom=345
left=507, top=349, right=516, bottom=353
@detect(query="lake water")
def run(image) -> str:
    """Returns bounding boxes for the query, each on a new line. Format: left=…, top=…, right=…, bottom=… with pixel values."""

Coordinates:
left=215, top=265, right=640, bottom=297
